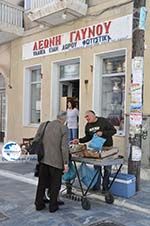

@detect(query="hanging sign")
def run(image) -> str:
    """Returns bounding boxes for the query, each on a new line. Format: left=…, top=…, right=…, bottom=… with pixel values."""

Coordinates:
left=22, top=14, right=132, bottom=60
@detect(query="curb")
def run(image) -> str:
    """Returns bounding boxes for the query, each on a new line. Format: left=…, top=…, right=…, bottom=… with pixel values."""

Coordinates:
left=88, top=192, right=150, bottom=215
left=0, top=169, right=149, bottom=215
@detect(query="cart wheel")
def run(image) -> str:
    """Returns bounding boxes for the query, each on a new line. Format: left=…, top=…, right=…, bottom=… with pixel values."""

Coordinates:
left=105, top=192, right=114, bottom=204
left=81, top=197, right=91, bottom=210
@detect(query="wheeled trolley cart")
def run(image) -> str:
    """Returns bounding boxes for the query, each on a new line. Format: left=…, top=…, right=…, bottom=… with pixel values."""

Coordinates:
left=66, top=155, right=124, bottom=210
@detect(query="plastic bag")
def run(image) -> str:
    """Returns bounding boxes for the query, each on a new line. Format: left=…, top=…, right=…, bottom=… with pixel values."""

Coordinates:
left=78, top=163, right=99, bottom=188
left=62, top=161, right=76, bottom=182
left=88, top=134, right=106, bottom=151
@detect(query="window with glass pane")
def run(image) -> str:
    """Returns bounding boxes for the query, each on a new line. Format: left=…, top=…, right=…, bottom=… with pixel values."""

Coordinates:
left=30, top=69, right=41, bottom=123
left=103, top=56, right=125, bottom=74
left=60, top=63, right=79, bottom=80
left=101, top=56, right=125, bottom=134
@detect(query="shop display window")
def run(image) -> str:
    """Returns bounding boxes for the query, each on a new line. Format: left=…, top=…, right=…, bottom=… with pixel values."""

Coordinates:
left=101, top=55, right=125, bottom=135
left=103, top=55, right=125, bottom=74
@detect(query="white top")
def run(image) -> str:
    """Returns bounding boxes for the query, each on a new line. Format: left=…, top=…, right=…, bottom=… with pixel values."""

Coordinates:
left=67, top=108, right=79, bottom=129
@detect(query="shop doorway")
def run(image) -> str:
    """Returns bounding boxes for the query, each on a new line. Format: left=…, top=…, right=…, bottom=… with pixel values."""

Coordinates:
left=59, top=61, right=80, bottom=111
left=60, top=80, right=79, bottom=111
left=51, top=59, right=80, bottom=120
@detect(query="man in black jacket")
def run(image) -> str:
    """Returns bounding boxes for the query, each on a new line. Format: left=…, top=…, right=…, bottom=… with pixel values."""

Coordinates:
left=73, top=110, right=116, bottom=192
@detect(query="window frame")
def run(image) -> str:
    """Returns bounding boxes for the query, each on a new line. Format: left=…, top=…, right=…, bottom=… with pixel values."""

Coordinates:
left=59, top=62, right=80, bottom=82
left=93, top=49, right=126, bottom=136
left=23, top=65, right=41, bottom=126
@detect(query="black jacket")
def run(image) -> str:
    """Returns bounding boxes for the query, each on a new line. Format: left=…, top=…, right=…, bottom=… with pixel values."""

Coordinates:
left=79, top=117, right=116, bottom=147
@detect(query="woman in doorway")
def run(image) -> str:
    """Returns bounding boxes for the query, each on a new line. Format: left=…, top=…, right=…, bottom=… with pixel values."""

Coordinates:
left=67, top=99, right=79, bottom=142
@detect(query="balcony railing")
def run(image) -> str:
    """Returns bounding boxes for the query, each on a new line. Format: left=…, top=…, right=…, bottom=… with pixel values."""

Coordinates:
left=25, top=0, right=86, bottom=11
left=0, top=0, right=23, bottom=28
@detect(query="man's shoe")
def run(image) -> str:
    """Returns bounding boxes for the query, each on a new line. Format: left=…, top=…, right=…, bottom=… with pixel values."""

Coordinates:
left=57, top=200, right=64, bottom=205
left=43, top=198, right=64, bottom=205
left=35, top=204, right=46, bottom=211
left=101, top=189, right=108, bottom=194
left=91, top=187, right=101, bottom=192
left=49, top=206, right=59, bottom=213
left=43, top=197, right=49, bottom=204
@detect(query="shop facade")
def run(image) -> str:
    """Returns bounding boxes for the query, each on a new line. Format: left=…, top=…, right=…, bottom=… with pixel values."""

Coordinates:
left=4, top=1, right=150, bottom=165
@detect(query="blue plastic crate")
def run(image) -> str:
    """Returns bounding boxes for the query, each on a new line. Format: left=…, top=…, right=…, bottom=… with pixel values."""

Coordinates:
left=109, top=173, right=136, bottom=198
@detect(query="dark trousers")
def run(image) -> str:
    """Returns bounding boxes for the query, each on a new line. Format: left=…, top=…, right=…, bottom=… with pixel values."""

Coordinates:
left=94, top=165, right=111, bottom=191
left=35, top=163, right=62, bottom=211
left=94, top=146, right=112, bottom=191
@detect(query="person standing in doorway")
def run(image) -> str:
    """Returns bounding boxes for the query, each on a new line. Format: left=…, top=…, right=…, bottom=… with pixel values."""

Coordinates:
left=35, top=111, right=69, bottom=213
left=67, top=99, right=79, bottom=143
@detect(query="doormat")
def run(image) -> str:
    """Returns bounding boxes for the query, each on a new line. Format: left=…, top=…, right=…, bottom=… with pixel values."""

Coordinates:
left=0, top=212, right=9, bottom=222
left=89, top=221, right=124, bottom=226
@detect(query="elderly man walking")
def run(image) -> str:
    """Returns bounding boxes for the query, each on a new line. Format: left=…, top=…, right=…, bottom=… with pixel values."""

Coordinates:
left=35, top=111, right=69, bottom=213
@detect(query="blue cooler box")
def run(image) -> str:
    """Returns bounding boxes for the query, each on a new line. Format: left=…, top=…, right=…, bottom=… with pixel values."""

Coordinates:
left=109, top=173, right=136, bottom=198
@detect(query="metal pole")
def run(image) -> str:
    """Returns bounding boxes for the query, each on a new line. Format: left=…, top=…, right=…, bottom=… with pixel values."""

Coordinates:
left=128, top=0, right=147, bottom=191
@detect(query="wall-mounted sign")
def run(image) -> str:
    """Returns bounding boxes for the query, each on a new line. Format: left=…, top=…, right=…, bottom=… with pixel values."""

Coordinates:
left=22, top=14, right=132, bottom=60
left=2, top=141, right=21, bottom=161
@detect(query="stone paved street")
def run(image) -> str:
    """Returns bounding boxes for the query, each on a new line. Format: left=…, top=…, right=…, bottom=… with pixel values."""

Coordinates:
left=0, top=161, right=150, bottom=226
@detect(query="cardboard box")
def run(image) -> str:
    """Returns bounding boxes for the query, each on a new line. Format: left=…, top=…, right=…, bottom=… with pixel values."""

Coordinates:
left=109, top=173, right=136, bottom=198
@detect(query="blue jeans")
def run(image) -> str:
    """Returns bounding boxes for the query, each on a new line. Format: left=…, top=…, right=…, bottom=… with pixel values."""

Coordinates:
left=93, top=165, right=112, bottom=191
left=68, top=128, right=78, bottom=143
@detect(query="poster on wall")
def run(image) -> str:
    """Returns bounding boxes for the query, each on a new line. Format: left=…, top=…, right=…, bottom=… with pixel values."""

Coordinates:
left=132, top=57, right=144, bottom=83
left=22, top=14, right=132, bottom=60
left=129, top=113, right=142, bottom=136
left=131, top=145, right=142, bottom=161
left=130, top=57, right=143, bottom=135
left=131, top=83, right=142, bottom=105
left=130, top=113, right=142, bottom=126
